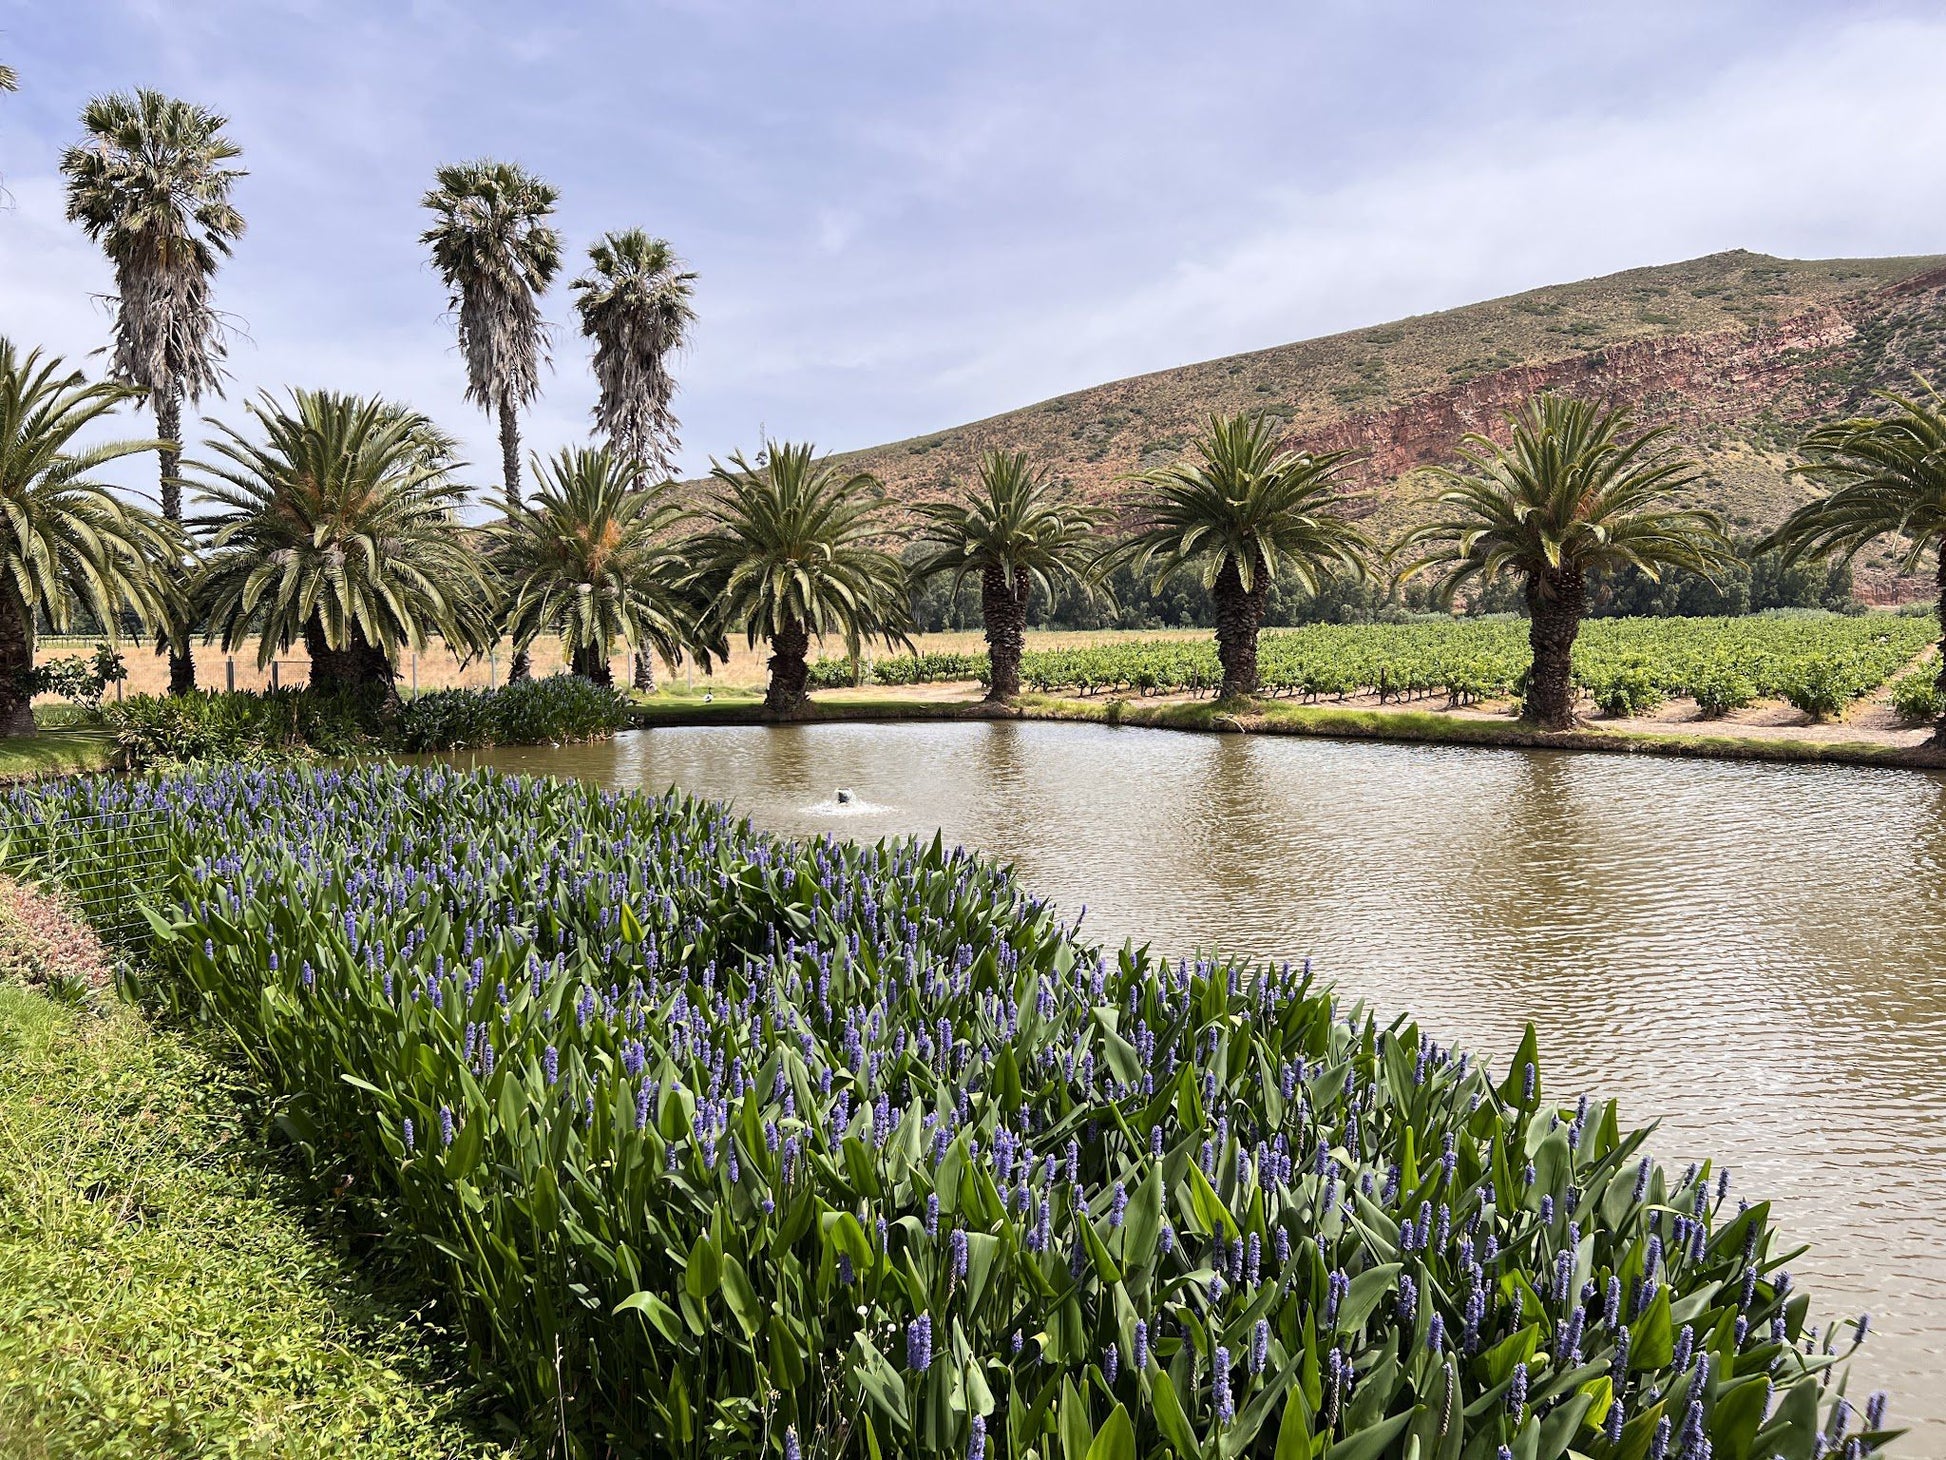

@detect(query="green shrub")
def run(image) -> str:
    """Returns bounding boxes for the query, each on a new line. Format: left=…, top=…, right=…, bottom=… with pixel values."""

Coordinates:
left=0, top=767, right=1896, bottom=1459
left=1780, top=662, right=1853, bottom=721
left=1589, top=667, right=1664, bottom=718
left=397, top=674, right=630, bottom=751
left=101, top=688, right=376, bottom=767
left=1889, top=666, right=1943, bottom=725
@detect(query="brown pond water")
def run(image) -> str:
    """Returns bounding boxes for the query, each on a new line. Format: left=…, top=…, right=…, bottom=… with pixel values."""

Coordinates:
left=455, top=721, right=1946, bottom=1445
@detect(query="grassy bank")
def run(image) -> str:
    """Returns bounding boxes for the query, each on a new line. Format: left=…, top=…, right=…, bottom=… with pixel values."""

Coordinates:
left=0, top=981, right=509, bottom=1459
left=0, top=729, right=118, bottom=783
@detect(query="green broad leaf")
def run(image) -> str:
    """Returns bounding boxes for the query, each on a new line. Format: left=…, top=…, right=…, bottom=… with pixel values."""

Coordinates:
left=684, top=1230, right=721, bottom=1302
left=1123, top=1163, right=1164, bottom=1271
left=1087, top=1404, right=1136, bottom=1460
left=1184, top=1161, right=1239, bottom=1240
left=1274, top=1388, right=1316, bottom=1460
left=1324, top=1408, right=1415, bottom=1460
left=851, top=1334, right=909, bottom=1429
left=718, top=1254, right=764, bottom=1341
left=1708, top=1376, right=1772, bottom=1460
left=1080, top=1212, right=1124, bottom=1285
left=1148, top=1366, right=1203, bottom=1459
left=1094, top=1009, right=1142, bottom=1086
left=1060, top=1377, right=1093, bottom=1460
left=1483, top=1323, right=1541, bottom=1386
left=618, top=901, right=643, bottom=943
left=1537, top=1389, right=1593, bottom=1460
left=1630, top=1286, right=1674, bottom=1371
left=1336, top=1262, right=1403, bottom=1335
left=1750, top=1377, right=1819, bottom=1460
left=964, top=1231, right=1002, bottom=1312
left=768, top=1313, right=806, bottom=1390
left=615, top=1289, right=687, bottom=1347
left=1531, top=1128, right=1571, bottom=1205
left=994, top=1046, right=1024, bottom=1113
left=1496, top=1023, right=1541, bottom=1108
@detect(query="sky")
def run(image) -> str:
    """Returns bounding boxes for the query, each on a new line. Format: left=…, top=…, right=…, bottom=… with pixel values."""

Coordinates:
left=4, top=0, right=1946, bottom=503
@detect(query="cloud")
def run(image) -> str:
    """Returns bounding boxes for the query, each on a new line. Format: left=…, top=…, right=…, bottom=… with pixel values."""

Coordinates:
left=2, top=0, right=1941, bottom=499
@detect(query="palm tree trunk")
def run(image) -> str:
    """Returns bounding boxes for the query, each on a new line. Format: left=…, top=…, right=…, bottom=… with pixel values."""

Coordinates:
left=1524, top=567, right=1586, bottom=730
left=499, top=387, right=532, bottom=685
left=571, top=641, right=613, bottom=687
left=632, top=650, right=657, bottom=693
left=305, top=617, right=399, bottom=710
left=0, top=590, right=37, bottom=737
left=155, top=391, right=196, bottom=695
left=1212, top=551, right=1268, bottom=701
left=982, top=565, right=1030, bottom=702
left=764, top=616, right=811, bottom=718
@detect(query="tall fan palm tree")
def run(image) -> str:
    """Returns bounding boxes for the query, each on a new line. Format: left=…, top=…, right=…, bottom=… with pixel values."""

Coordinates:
left=187, top=389, right=491, bottom=703
left=1116, top=412, right=1370, bottom=701
left=421, top=159, right=560, bottom=683
left=60, top=88, right=245, bottom=695
left=571, top=228, right=697, bottom=690
left=0, top=342, right=181, bottom=735
left=1764, top=382, right=1946, bottom=740
left=493, top=446, right=709, bottom=687
left=688, top=442, right=912, bottom=718
left=1399, top=393, right=1731, bottom=730
left=912, top=450, right=1106, bottom=702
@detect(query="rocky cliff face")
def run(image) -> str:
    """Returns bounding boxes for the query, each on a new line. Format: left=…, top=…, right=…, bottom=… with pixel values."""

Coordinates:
left=839, top=252, right=1946, bottom=600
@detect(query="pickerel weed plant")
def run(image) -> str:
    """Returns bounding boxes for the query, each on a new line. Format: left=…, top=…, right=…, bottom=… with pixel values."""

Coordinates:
left=0, top=767, right=1898, bottom=1459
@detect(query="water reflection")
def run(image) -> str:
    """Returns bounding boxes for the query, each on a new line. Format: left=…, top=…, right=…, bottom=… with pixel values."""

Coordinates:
left=453, top=723, right=1946, bottom=1446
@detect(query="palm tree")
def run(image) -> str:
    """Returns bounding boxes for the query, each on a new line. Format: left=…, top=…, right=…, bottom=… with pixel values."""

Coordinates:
left=0, top=342, right=181, bottom=735
left=688, top=442, right=912, bottom=718
left=421, top=159, right=560, bottom=683
left=1116, top=412, right=1370, bottom=701
left=912, top=450, right=1106, bottom=702
left=493, top=446, right=708, bottom=687
left=1399, top=393, right=1731, bottom=730
left=187, top=389, right=491, bottom=702
left=1764, top=382, right=1946, bottom=740
left=570, top=228, right=697, bottom=690
left=60, top=88, right=245, bottom=695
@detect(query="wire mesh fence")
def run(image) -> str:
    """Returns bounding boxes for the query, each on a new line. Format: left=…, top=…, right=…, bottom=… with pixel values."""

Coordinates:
left=2, top=802, right=173, bottom=949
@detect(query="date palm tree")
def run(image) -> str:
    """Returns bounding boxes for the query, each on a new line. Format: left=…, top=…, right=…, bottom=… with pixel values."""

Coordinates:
left=571, top=228, right=697, bottom=690
left=187, top=389, right=491, bottom=703
left=1116, top=412, right=1369, bottom=701
left=0, top=342, right=181, bottom=735
left=1399, top=393, right=1731, bottom=730
left=421, top=159, right=560, bottom=683
left=913, top=450, right=1106, bottom=702
left=1764, top=382, right=1946, bottom=740
left=493, top=446, right=709, bottom=687
left=60, top=88, right=245, bottom=694
left=688, top=441, right=911, bottom=718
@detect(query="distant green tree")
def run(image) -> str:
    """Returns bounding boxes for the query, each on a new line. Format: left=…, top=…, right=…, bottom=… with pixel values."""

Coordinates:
left=1399, top=394, right=1732, bottom=729
left=1115, top=412, right=1370, bottom=699
left=688, top=443, right=912, bottom=717
left=60, top=88, right=245, bottom=693
left=911, top=451, right=1106, bottom=701
left=1765, top=382, right=1946, bottom=737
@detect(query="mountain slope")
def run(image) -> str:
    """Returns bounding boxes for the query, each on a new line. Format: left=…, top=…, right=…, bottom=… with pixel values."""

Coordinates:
left=838, top=250, right=1946, bottom=599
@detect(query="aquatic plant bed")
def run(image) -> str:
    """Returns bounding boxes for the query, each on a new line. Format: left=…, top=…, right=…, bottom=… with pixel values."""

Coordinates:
left=0, top=766, right=1897, bottom=1457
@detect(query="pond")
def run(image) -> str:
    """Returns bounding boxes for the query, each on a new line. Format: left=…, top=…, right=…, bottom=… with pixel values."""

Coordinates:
left=455, top=721, right=1946, bottom=1445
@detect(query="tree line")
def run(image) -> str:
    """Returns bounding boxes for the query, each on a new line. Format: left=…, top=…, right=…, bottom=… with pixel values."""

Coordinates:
left=3, top=84, right=1943, bottom=738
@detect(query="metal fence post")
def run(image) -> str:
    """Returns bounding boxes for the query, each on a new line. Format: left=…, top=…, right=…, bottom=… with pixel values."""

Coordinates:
left=270, top=661, right=280, bottom=692
left=226, top=657, right=235, bottom=693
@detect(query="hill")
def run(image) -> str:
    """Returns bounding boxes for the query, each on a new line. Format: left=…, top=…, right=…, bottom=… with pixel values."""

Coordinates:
left=837, top=250, right=1946, bottom=601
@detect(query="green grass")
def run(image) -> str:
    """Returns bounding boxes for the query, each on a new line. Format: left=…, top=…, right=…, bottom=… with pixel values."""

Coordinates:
left=0, top=729, right=117, bottom=780
left=0, top=982, right=511, bottom=1459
